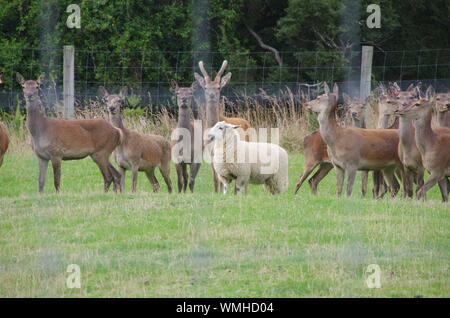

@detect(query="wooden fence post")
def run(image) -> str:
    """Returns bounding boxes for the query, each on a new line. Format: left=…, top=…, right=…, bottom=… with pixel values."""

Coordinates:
left=63, top=45, right=75, bottom=119
left=359, top=45, right=373, bottom=100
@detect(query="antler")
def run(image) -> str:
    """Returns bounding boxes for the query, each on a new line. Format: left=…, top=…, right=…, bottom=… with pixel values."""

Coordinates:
left=214, top=60, right=228, bottom=82
left=198, top=61, right=210, bottom=82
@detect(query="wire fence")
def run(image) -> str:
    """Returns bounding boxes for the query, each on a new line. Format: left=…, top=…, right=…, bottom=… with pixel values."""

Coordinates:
left=1, top=46, right=450, bottom=112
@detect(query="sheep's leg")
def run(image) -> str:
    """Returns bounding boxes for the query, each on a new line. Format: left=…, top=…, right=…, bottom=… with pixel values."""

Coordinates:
left=159, top=163, right=173, bottom=194
left=188, top=163, right=201, bottom=193
left=335, top=166, right=345, bottom=197
left=145, top=168, right=160, bottom=193
left=308, top=163, right=333, bottom=195
left=345, top=167, right=357, bottom=197
left=175, top=164, right=183, bottom=193
left=212, top=166, right=219, bottom=193
left=294, top=161, right=319, bottom=194
left=38, top=157, right=49, bottom=193
left=51, top=157, right=62, bottom=193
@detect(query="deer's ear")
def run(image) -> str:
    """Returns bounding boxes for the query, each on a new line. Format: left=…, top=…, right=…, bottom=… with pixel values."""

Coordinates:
left=170, top=79, right=178, bottom=90
left=343, top=93, right=351, bottom=105
left=332, top=83, right=339, bottom=96
left=194, top=73, right=205, bottom=88
left=406, top=83, right=416, bottom=92
left=119, top=86, right=128, bottom=97
left=220, top=72, right=232, bottom=89
left=323, top=82, right=330, bottom=94
left=99, top=86, right=109, bottom=98
left=425, top=86, right=435, bottom=101
left=191, top=81, right=198, bottom=90
left=37, top=73, right=45, bottom=86
left=16, top=72, right=25, bottom=86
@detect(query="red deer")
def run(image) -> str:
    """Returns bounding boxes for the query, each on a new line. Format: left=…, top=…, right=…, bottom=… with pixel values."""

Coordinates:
left=0, top=121, right=9, bottom=168
left=170, top=80, right=202, bottom=193
left=306, top=83, right=401, bottom=197
left=394, top=86, right=450, bottom=202
left=434, top=90, right=450, bottom=128
left=17, top=73, right=122, bottom=193
left=100, top=87, right=173, bottom=193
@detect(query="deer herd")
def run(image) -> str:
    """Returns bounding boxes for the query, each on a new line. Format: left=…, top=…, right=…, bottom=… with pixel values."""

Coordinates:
left=0, top=60, right=449, bottom=202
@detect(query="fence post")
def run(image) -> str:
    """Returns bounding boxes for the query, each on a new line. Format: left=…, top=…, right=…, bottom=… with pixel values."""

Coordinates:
left=63, top=45, right=75, bottom=119
left=360, top=45, right=373, bottom=100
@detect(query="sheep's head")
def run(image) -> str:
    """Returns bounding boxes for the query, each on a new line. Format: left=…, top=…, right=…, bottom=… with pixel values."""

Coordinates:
left=305, top=82, right=338, bottom=113
left=207, top=121, right=240, bottom=142
left=100, top=86, right=128, bottom=115
left=171, top=80, right=197, bottom=109
left=194, top=60, right=231, bottom=104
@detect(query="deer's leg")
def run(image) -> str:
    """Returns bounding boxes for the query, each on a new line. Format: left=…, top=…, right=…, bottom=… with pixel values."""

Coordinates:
left=335, top=166, right=345, bottom=197
left=402, top=169, right=414, bottom=199
left=159, top=162, right=173, bottom=194
left=294, top=161, right=319, bottom=194
left=437, top=177, right=448, bottom=202
left=346, top=167, right=357, bottom=197
left=131, top=165, right=139, bottom=193
left=416, top=172, right=443, bottom=201
left=38, top=157, right=49, bottom=193
left=108, top=164, right=121, bottom=193
left=382, top=167, right=400, bottom=198
left=361, top=171, right=368, bottom=198
left=189, top=163, right=201, bottom=193
left=50, top=157, right=62, bottom=193
left=175, top=164, right=183, bottom=193
left=145, top=168, right=160, bottom=193
left=308, top=163, right=333, bottom=195
left=416, top=168, right=425, bottom=196
left=119, top=167, right=126, bottom=192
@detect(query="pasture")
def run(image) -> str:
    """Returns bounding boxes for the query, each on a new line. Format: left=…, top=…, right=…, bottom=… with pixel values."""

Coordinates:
left=0, top=153, right=448, bottom=297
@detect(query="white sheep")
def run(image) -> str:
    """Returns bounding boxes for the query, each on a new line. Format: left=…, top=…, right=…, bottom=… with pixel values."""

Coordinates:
left=207, top=121, right=289, bottom=195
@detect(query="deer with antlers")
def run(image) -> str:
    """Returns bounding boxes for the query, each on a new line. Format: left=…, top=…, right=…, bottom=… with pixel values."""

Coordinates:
left=17, top=73, right=122, bottom=193
left=194, top=60, right=251, bottom=193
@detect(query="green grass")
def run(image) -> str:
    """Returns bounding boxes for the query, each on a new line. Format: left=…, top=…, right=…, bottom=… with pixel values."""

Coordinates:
left=0, top=154, right=448, bottom=297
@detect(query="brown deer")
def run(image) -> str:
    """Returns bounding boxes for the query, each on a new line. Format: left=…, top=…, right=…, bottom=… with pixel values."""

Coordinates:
left=100, top=87, right=173, bottom=193
left=294, top=93, right=369, bottom=196
left=0, top=121, right=9, bottom=168
left=306, top=83, right=401, bottom=197
left=434, top=90, right=450, bottom=128
left=194, top=60, right=251, bottom=193
left=17, top=73, right=122, bottom=193
left=394, top=86, right=450, bottom=202
left=170, top=80, right=202, bottom=193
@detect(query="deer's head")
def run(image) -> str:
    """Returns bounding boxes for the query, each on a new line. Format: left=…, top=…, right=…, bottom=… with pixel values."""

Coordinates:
left=305, top=82, right=339, bottom=113
left=194, top=60, right=231, bottom=104
left=99, top=86, right=128, bottom=115
left=0, top=72, right=4, bottom=85
left=16, top=73, right=45, bottom=101
left=343, top=93, right=366, bottom=126
left=394, top=86, right=434, bottom=120
left=170, top=80, right=197, bottom=109
left=434, top=90, right=450, bottom=113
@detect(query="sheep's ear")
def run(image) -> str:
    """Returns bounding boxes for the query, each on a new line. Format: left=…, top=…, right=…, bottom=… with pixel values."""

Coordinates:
left=220, top=72, right=232, bottom=89
left=332, top=83, right=339, bottom=96
left=170, top=79, right=178, bottom=90
left=343, top=93, right=351, bottom=105
left=323, top=82, right=330, bottom=94
left=99, top=86, right=109, bottom=98
left=194, top=73, right=205, bottom=88
left=190, top=81, right=198, bottom=90
left=119, top=86, right=128, bottom=97
left=16, top=72, right=25, bottom=86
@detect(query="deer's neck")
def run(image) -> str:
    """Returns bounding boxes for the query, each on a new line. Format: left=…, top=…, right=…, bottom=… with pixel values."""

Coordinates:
left=318, top=105, right=341, bottom=147
left=377, top=114, right=390, bottom=129
left=398, top=117, right=416, bottom=148
left=206, top=99, right=219, bottom=128
left=437, top=111, right=450, bottom=127
left=26, top=98, right=46, bottom=137
left=413, top=108, right=435, bottom=153
left=110, top=113, right=125, bottom=130
left=177, top=107, right=191, bottom=128
left=352, top=118, right=366, bottom=128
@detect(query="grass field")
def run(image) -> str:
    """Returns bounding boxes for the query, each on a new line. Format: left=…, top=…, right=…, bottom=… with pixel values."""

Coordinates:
left=0, top=153, right=448, bottom=297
